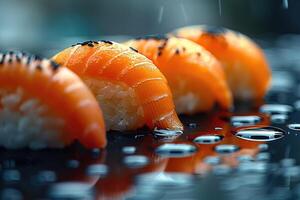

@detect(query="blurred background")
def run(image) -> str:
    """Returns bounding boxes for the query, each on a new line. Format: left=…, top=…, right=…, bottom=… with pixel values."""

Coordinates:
left=0, top=0, right=299, bottom=56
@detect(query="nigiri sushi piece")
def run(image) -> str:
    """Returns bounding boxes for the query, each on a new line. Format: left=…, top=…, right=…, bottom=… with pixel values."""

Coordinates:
left=173, top=25, right=271, bottom=100
left=124, top=36, right=232, bottom=114
left=52, top=40, right=183, bottom=131
left=0, top=51, right=106, bottom=149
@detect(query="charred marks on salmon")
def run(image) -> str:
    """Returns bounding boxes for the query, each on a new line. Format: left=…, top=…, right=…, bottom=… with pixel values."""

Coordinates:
left=157, top=39, right=168, bottom=57
left=0, top=51, right=61, bottom=72
left=129, top=47, right=138, bottom=53
left=72, top=40, right=112, bottom=48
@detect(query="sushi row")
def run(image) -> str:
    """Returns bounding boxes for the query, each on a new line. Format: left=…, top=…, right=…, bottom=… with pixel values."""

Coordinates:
left=0, top=25, right=271, bottom=149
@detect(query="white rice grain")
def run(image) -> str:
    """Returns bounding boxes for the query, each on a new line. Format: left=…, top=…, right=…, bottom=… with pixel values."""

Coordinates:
left=0, top=87, right=65, bottom=149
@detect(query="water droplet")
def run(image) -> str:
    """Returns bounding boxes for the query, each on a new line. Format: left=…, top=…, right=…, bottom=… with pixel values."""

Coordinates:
left=288, top=124, right=300, bottom=131
left=283, top=166, right=300, bottom=177
left=153, top=128, right=183, bottom=139
left=86, top=164, right=108, bottom=176
left=234, top=126, right=285, bottom=141
left=48, top=182, right=94, bottom=199
left=256, top=152, right=270, bottom=161
left=238, top=162, right=267, bottom=173
left=188, top=123, right=197, bottom=128
left=2, top=170, right=20, bottom=182
left=231, top=115, right=261, bottom=127
left=258, top=143, right=269, bottom=151
left=204, top=156, right=220, bottom=165
left=36, top=170, right=56, bottom=183
left=260, top=104, right=293, bottom=115
left=0, top=188, right=22, bottom=200
left=215, top=144, right=240, bottom=154
left=136, top=172, right=194, bottom=188
left=133, top=172, right=194, bottom=199
left=91, top=148, right=101, bottom=157
left=271, top=114, right=288, bottom=124
left=213, top=165, right=232, bottom=175
left=155, top=143, right=197, bottom=157
left=281, top=158, right=296, bottom=167
left=66, top=160, right=80, bottom=169
left=123, top=155, right=149, bottom=168
left=122, top=146, right=136, bottom=154
left=271, top=71, right=294, bottom=91
left=193, top=135, right=223, bottom=144
left=294, top=100, right=300, bottom=110
left=134, top=134, right=144, bottom=139
left=237, top=155, right=254, bottom=163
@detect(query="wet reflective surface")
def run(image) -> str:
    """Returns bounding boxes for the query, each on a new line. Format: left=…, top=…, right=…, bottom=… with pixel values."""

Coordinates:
left=1, top=36, right=300, bottom=199
left=234, top=126, right=285, bottom=141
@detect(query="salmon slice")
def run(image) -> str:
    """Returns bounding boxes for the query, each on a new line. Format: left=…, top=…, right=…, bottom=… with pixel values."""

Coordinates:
left=174, top=25, right=271, bottom=100
left=0, top=51, right=106, bottom=149
left=52, top=40, right=183, bottom=131
left=124, top=36, right=232, bottom=114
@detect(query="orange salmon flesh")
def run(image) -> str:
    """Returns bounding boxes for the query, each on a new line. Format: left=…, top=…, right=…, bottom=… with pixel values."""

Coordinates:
left=124, top=36, right=233, bottom=114
left=52, top=41, right=183, bottom=131
left=0, top=52, right=106, bottom=149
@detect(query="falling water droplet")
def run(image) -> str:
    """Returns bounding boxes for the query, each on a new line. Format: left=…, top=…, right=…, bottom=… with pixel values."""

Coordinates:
left=193, top=135, right=223, bottom=144
left=283, top=0, right=289, bottom=9
left=231, top=115, right=261, bottom=127
left=158, top=6, right=164, bottom=24
left=155, top=143, right=197, bottom=157
left=180, top=3, right=188, bottom=23
left=218, top=0, right=222, bottom=16
left=234, top=126, right=285, bottom=141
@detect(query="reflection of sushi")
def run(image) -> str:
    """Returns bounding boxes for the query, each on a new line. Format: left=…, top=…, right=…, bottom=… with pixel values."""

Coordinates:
left=52, top=41, right=183, bottom=131
left=0, top=51, right=106, bottom=149
left=173, top=25, right=271, bottom=100
left=124, top=36, right=232, bottom=114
